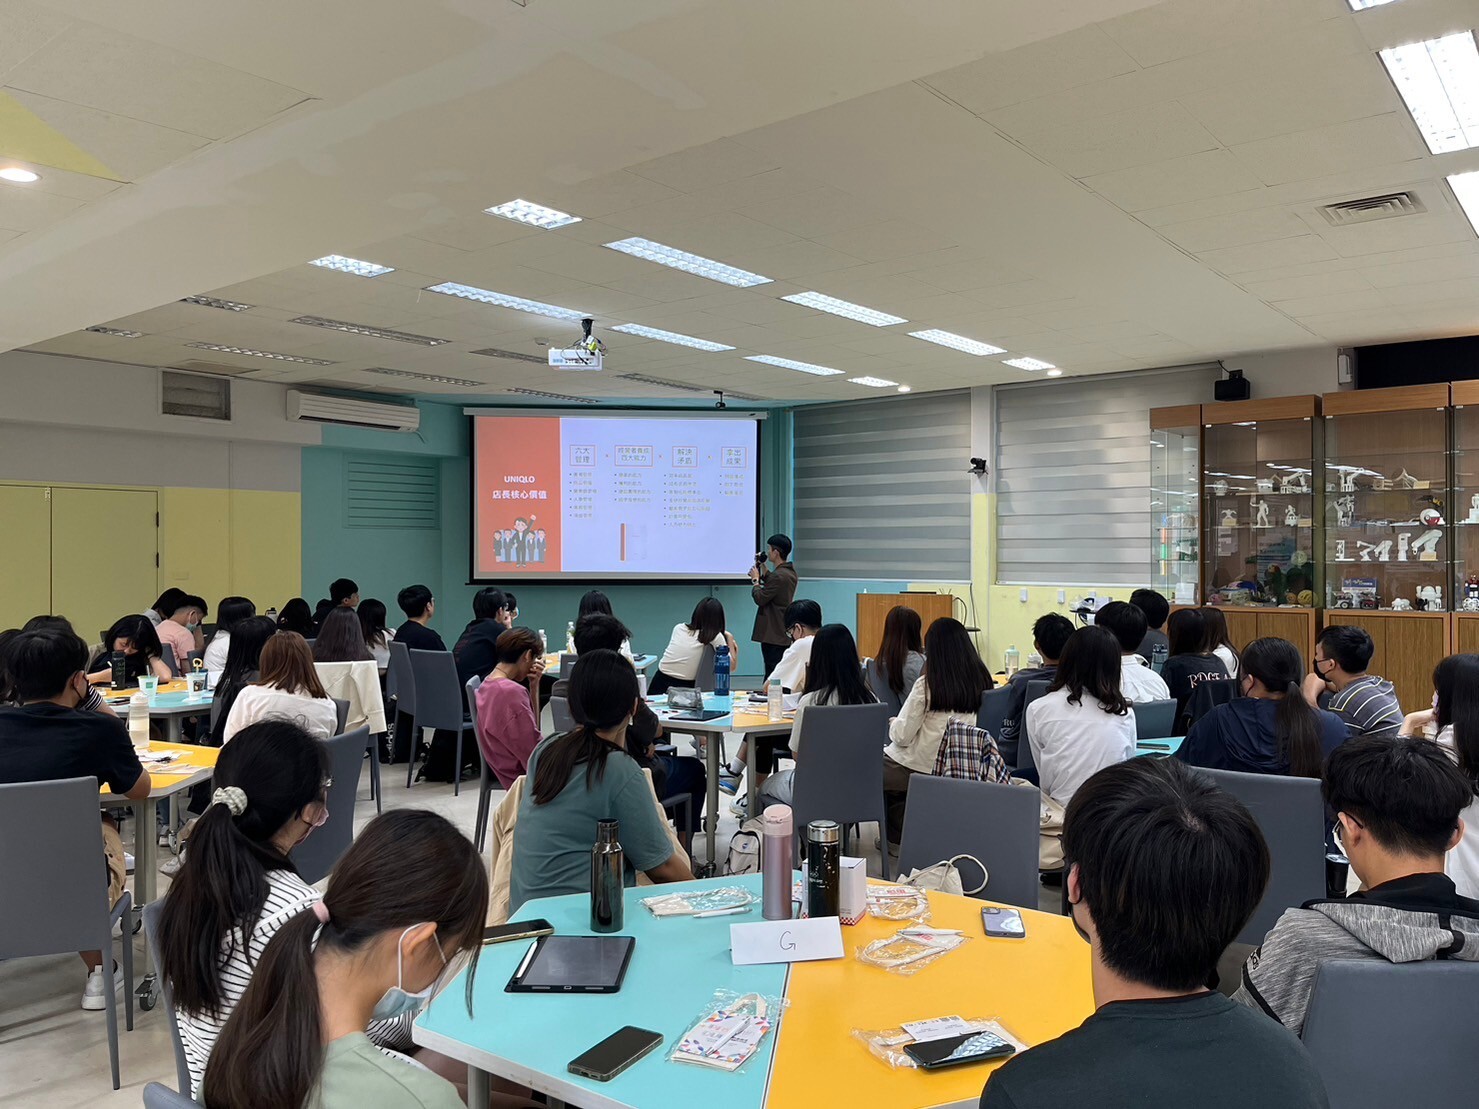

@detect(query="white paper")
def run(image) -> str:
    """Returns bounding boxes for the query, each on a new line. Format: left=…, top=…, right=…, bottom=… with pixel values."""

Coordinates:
left=730, top=916, right=844, bottom=965
left=901, top=1016, right=971, bottom=1042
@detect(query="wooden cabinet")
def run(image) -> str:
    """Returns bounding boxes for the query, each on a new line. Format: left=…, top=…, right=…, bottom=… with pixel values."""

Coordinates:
left=1324, top=609, right=1448, bottom=714
left=1220, top=607, right=1318, bottom=668
left=1454, top=614, right=1479, bottom=655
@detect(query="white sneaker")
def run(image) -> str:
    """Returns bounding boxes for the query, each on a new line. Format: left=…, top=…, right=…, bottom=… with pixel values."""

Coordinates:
left=728, top=796, right=748, bottom=818
left=159, top=854, right=184, bottom=877
left=81, top=965, right=123, bottom=1011
left=124, top=852, right=135, bottom=873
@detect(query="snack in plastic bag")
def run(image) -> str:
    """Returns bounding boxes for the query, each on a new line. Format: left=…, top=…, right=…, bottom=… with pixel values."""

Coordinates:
left=856, top=927, right=967, bottom=975
left=641, top=887, right=757, bottom=917
left=864, top=885, right=931, bottom=923
left=851, top=1017, right=1028, bottom=1069
left=670, top=990, right=789, bottom=1073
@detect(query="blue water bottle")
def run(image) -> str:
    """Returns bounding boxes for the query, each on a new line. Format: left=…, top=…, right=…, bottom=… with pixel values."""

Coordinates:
left=713, top=642, right=731, bottom=697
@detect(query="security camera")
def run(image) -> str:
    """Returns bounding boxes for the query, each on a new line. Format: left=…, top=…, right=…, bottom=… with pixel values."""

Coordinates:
left=714, top=390, right=727, bottom=410
left=968, top=457, right=987, bottom=475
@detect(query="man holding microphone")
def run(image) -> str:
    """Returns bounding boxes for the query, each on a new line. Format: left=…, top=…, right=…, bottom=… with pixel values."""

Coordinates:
left=749, top=533, right=798, bottom=678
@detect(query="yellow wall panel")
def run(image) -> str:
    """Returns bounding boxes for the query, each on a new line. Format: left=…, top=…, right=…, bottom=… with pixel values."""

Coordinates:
left=0, top=484, right=52, bottom=630
left=230, top=489, right=301, bottom=610
left=160, top=487, right=231, bottom=613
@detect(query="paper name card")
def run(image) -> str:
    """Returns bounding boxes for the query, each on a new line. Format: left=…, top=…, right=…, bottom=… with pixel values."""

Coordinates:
left=730, top=916, right=844, bottom=965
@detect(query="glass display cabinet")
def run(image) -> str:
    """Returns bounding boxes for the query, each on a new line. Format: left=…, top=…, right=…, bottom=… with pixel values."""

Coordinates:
left=1201, top=396, right=1320, bottom=666
left=1321, top=384, right=1451, bottom=713
left=1452, top=381, right=1479, bottom=654
left=1150, top=405, right=1201, bottom=607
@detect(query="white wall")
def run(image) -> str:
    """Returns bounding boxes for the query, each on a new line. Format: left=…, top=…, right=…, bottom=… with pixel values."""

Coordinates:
left=1220, top=345, right=1342, bottom=398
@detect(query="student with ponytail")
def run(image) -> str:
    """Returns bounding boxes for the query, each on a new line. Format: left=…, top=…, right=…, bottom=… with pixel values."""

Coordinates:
left=202, top=808, right=489, bottom=1109
left=1180, top=637, right=1345, bottom=778
left=509, top=649, right=692, bottom=911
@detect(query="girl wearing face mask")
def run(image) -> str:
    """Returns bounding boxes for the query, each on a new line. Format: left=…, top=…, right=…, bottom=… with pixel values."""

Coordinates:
left=202, top=808, right=490, bottom=1109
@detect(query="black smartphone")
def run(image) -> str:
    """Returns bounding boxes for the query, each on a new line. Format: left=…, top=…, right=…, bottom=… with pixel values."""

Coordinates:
left=903, top=1029, right=1016, bottom=1070
left=982, top=907, right=1026, bottom=939
left=567, top=1026, right=664, bottom=1081
left=483, top=918, right=554, bottom=945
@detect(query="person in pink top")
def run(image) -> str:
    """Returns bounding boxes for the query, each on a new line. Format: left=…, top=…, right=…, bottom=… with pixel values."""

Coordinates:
left=473, top=626, right=547, bottom=787
left=156, top=594, right=207, bottom=671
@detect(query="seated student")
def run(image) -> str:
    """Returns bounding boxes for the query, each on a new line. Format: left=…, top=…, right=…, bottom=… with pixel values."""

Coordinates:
left=651, top=597, right=740, bottom=696
left=1094, top=600, right=1170, bottom=703
left=203, top=597, right=255, bottom=672
left=311, top=598, right=336, bottom=636
left=1200, top=605, right=1241, bottom=679
left=202, top=810, right=488, bottom=1109
left=998, top=613, right=1074, bottom=767
left=5, top=617, right=117, bottom=717
left=503, top=591, right=519, bottom=621
left=222, top=633, right=337, bottom=743
left=275, top=597, right=315, bottom=638
left=156, top=595, right=208, bottom=671
left=554, top=614, right=707, bottom=850
left=759, top=624, right=878, bottom=810
left=87, top=614, right=173, bottom=685
left=573, top=589, right=633, bottom=656
left=1027, top=625, right=1137, bottom=809
left=451, top=586, right=513, bottom=686
left=1159, top=608, right=1228, bottom=734
left=1235, top=736, right=1479, bottom=1035
left=312, top=607, right=373, bottom=664
left=868, top=605, right=925, bottom=708
left=144, top=587, right=190, bottom=628
left=357, top=599, right=394, bottom=670
left=1302, top=625, right=1402, bottom=740
left=208, top=617, right=277, bottom=743
left=473, top=627, right=547, bottom=788
left=979, top=758, right=1327, bottom=1109
left=884, top=617, right=989, bottom=838
left=510, top=650, right=693, bottom=909
left=1179, top=637, right=1345, bottom=778
left=329, top=577, right=360, bottom=613
left=1129, top=588, right=1171, bottom=672
left=0, top=627, right=151, bottom=1010
left=393, top=584, right=446, bottom=652
left=1399, top=654, right=1479, bottom=897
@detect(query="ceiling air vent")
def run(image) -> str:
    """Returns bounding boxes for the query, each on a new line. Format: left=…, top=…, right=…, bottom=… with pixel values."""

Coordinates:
left=1318, top=192, right=1425, bottom=227
left=470, top=346, right=548, bottom=365
left=162, top=370, right=231, bottom=421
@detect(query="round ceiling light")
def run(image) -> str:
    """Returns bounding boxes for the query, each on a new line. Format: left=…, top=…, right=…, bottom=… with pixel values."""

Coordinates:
left=896, top=384, right=911, bottom=393
left=0, top=167, right=40, bottom=183
left=1046, top=369, right=1064, bottom=377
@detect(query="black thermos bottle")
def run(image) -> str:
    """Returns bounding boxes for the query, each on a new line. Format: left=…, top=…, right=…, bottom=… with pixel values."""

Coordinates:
left=805, top=820, right=841, bottom=919
left=591, top=819, right=624, bottom=933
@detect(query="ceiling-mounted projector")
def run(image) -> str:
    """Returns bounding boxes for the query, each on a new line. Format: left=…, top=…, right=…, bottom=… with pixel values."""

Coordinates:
left=550, top=317, right=605, bottom=370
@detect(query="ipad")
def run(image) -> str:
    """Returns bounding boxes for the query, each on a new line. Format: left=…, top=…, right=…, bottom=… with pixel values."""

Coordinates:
left=505, top=935, right=636, bottom=994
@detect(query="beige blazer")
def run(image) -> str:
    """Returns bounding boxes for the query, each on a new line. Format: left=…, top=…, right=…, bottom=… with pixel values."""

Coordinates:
left=313, top=660, right=387, bottom=734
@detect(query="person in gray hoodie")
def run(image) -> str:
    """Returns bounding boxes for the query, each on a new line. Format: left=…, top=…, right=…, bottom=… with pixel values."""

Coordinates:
left=1235, top=735, right=1479, bottom=1035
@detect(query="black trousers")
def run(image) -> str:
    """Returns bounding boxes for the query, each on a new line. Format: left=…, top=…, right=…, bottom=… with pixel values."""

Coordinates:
left=761, top=641, right=786, bottom=678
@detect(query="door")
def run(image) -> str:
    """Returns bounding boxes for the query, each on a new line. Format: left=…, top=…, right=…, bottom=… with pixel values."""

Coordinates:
left=0, top=484, right=52, bottom=630
left=50, top=487, right=158, bottom=650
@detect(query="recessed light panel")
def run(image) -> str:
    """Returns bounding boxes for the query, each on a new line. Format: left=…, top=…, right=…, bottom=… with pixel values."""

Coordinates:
left=847, top=376, right=900, bottom=388
left=181, top=295, right=253, bottom=312
left=86, top=326, right=143, bottom=338
left=908, top=329, right=1006, bottom=356
left=1450, top=170, right=1479, bottom=234
left=610, top=323, right=735, bottom=351
left=744, top=355, right=844, bottom=377
left=604, top=237, right=771, bottom=287
left=508, top=387, right=599, bottom=404
left=1379, top=32, right=1479, bottom=154
left=780, top=291, right=906, bottom=327
left=425, top=282, right=588, bottom=321
left=617, top=373, right=706, bottom=393
left=363, top=367, right=482, bottom=387
left=309, top=254, right=394, bottom=277
left=186, top=342, right=335, bottom=366
left=1003, top=357, right=1055, bottom=371
left=485, top=199, right=582, bottom=229
left=290, top=315, right=450, bottom=345
left=1349, top=0, right=1402, bottom=9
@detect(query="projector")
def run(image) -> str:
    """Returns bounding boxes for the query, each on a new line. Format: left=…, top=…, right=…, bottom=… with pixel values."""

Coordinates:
left=550, top=317, right=605, bottom=370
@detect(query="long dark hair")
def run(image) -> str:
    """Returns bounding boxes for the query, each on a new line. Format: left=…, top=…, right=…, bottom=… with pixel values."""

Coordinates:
left=157, top=721, right=328, bottom=1017
left=1166, top=608, right=1207, bottom=658
left=312, top=607, right=372, bottom=663
left=1241, top=637, right=1323, bottom=778
left=578, top=590, right=614, bottom=620
left=686, top=598, right=726, bottom=646
left=358, top=599, right=389, bottom=650
left=802, top=624, right=876, bottom=705
left=100, top=615, right=165, bottom=679
left=1198, top=606, right=1235, bottom=654
left=215, top=597, right=256, bottom=636
left=214, top=617, right=277, bottom=732
left=275, top=599, right=314, bottom=637
left=532, top=650, right=639, bottom=806
left=876, top=606, right=923, bottom=695
left=202, top=809, right=487, bottom=1109
left=1434, top=653, right=1479, bottom=785
left=921, top=618, right=989, bottom=714
left=1051, top=626, right=1130, bottom=716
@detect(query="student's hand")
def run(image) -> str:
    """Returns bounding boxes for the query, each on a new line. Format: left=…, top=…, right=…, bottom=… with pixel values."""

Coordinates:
left=527, top=655, right=546, bottom=684
left=748, top=564, right=761, bottom=583
left=1399, top=708, right=1435, bottom=737
left=1300, top=670, right=1328, bottom=707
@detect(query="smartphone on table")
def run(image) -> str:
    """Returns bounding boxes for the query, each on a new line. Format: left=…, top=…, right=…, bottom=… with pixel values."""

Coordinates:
left=903, top=1028, right=1016, bottom=1070
left=981, top=907, right=1026, bottom=938
left=482, top=919, right=554, bottom=945
left=568, top=1026, right=664, bottom=1081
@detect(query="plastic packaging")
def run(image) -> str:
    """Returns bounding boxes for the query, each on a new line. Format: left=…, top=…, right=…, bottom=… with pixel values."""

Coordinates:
left=856, top=927, right=968, bottom=975
left=640, top=887, right=758, bottom=917
left=864, top=885, right=932, bottom=924
left=670, top=990, right=788, bottom=1073
left=852, top=1017, right=1028, bottom=1070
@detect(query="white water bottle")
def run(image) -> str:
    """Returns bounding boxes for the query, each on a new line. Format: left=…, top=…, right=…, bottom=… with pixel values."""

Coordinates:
left=128, top=692, right=151, bottom=753
left=767, top=684, right=784, bottom=722
left=1004, top=644, right=1021, bottom=677
left=565, top=621, right=576, bottom=654
left=538, top=628, right=548, bottom=653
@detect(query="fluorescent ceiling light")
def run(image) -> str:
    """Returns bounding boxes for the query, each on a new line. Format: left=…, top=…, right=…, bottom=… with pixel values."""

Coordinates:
left=780, top=291, right=906, bottom=327
left=1003, top=356, right=1055, bottom=371
left=470, top=346, right=547, bottom=365
left=1379, top=32, right=1479, bottom=154
left=485, top=199, right=581, bottom=229
left=0, top=167, right=40, bottom=183
left=508, top=387, right=599, bottom=404
left=1451, top=170, right=1479, bottom=234
left=85, top=326, right=143, bottom=338
left=604, top=237, right=771, bottom=287
left=290, top=315, right=450, bottom=346
left=1348, top=0, right=1402, bottom=9
left=847, top=376, right=900, bottom=388
left=181, top=295, right=253, bottom=312
left=908, top=329, right=1006, bottom=356
left=1046, top=369, right=1064, bottom=377
left=425, top=281, right=588, bottom=321
left=618, top=373, right=706, bottom=393
left=309, top=254, right=394, bottom=277
left=362, top=367, right=481, bottom=387
left=610, top=323, right=734, bottom=351
left=744, top=355, right=844, bottom=377
left=186, top=342, right=335, bottom=366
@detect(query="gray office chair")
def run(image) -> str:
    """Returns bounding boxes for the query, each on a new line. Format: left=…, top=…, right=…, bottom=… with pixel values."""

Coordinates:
left=387, top=640, right=415, bottom=769
left=898, top=776, right=1040, bottom=910
left=1134, top=698, right=1176, bottom=741
left=1301, top=960, right=1479, bottom=1109
left=140, top=900, right=192, bottom=1096
left=466, top=674, right=502, bottom=853
left=790, top=703, right=894, bottom=878
left=551, top=695, right=576, bottom=733
left=559, top=652, right=578, bottom=678
left=1186, top=677, right=1239, bottom=728
left=408, top=650, right=477, bottom=796
left=290, top=727, right=369, bottom=884
left=160, top=650, right=180, bottom=677
left=864, top=658, right=905, bottom=715
left=1016, top=679, right=1052, bottom=778
left=977, top=685, right=1013, bottom=761
left=331, top=697, right=350, bottom=736
left=142, top=1082, right=197, bottom=1108
left=1200, top=767, right=1326, bottom=945
left=0, top=777, right=134, bottom=1090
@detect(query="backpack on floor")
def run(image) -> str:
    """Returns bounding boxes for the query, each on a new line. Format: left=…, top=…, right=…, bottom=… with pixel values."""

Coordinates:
left=417, top=731, right=480, bottom=783
left=724, top=817, right=764, bottom=876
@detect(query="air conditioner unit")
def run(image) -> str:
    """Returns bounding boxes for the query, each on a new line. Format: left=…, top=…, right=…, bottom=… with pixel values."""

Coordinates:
left=286, top=390, right=420, bottom=432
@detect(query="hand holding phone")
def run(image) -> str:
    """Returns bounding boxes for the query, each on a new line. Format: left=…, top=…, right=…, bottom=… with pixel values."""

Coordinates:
left=568, top=1026, right=664, bottom=1081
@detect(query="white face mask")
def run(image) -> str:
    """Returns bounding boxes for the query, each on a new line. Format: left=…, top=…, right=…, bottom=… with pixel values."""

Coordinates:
left=370, top=925, right=448, bottom=1021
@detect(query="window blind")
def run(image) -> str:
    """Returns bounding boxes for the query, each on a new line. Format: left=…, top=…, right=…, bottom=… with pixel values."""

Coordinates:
left=793, top=390, right=972, bottom=580
left=994, top=366, right=1217, bottom=585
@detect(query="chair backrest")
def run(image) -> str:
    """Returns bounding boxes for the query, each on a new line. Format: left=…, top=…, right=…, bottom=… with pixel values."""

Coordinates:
left=331, top=697, right=350, bottom=736
left=407, top=650, right=462, bottom=730
left=791, top=703, right=893, bottom=828
left=0, top=777, right=113, bottom=957
left=160, top=649, right=181, bottom=677
left=143, top=1082, right=198, bottom=1109
left=559, top=652, right=578, bottom=677
left=898, top=777, right=1041, bottom=910
left=1134, top=698, right=1176, bottom=740
left=976, top=685, right=1011, bottom=738
left=1186, top=677, right=1238, bottom=727
left=290, top=726, right=369, bottom=885
left=1200, top=767, right=1326, bottom=945
left=550, top=695, right=576, bottom=733
left=1016, top=679, right=1052, bottom=776
left=185, top=650, right=204, bottom=673
left=141, top=900, right=192, bottom=1095
left=695, top=643, right=717, bottom=693
left=386, top=640, right=413, bottom=708
left=865, top=658, right=905, bottom=716
left=1301, top=960, right=1479, bottom=1109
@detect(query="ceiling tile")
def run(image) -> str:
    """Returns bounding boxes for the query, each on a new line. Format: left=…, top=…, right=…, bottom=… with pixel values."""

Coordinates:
left=1179, top=55, right=1395, bottom=148
left=536, top=171, right=683, bottom=219
left=1099, top=0, right=1336, bottom=69
left=1084, top=149, right=1266, bottom=212
left=734, top=185, right=889, bottom=239
left=1230, top=114, right=1422, bottom=188
left=922, top=25, right=1139, bottom=115
left=1196, top=235, right=1339, bottom=274
left=628, top=138, right=781, bottom=193
left=1157, top=206, right=1310, bottom=253
left=1007, top=101, right=1219, bottom=179
left=812, top=220, right=960, bottom=263
left=0, top=184, right=80, bottom=232
left=1240, top=270, right=1376, bottom=301
left=723, top=238, right=866, bottom=281
left=1359, top=251, right=1479, bottom=290
left=653, top=210, right=798, bottom=257
left=0, top=2, right=71, bottom=84
left=1271, top=289, right=1389, bottom=318
left=1317, top=211, right=1476, bottom=260
left=4, top=87, right=208, bottom=182
left=1379, top=277, right=1479, bottom=308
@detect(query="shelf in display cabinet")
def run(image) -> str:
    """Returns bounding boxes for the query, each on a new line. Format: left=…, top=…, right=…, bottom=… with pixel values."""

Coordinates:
left=1205, top=491, right=1313, bottom=498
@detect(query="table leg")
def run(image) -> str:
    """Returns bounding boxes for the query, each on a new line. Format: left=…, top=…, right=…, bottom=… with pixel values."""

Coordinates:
left=165, top=716, right=183, bottom=743
left=745, top=738, right=758, bottom=821
left=703, top=729, right=720, bottom=874
left=468, top=1065, right=489, bottom=1107
left=133, top=796, right=159, bottom=1008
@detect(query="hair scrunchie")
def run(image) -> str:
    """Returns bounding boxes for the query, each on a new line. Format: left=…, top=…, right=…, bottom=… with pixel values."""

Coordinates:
left=211, top=785, right=248, bottom=817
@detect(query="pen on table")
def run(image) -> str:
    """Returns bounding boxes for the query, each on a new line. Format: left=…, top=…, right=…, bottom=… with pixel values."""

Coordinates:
left=694, top=906, right=753, bottom=919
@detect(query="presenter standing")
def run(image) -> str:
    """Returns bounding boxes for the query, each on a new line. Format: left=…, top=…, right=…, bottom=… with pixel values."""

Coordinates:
left=749, top=533, right=798, bottom=678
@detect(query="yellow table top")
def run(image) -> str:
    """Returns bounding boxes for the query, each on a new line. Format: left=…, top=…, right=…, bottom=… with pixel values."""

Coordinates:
left=100, top=741, right=219, bottom=796
left=767, top=887, right=1093, bottom=1109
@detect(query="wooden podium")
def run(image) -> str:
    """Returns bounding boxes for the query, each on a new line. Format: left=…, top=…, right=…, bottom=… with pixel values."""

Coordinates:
left=856, top=593, right=956, bottom=658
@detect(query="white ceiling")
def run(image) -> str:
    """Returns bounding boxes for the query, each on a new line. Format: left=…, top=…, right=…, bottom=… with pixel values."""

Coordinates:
left=7, top=0, right=1479, bottom=404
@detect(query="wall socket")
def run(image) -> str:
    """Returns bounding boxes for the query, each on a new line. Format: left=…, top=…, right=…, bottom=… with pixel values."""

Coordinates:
left=1057, top=589, right=1066, bottom=604
left=1019, top=588, right=1029, bottom=603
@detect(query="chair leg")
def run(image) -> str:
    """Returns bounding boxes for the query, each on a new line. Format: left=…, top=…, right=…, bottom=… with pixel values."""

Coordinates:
left=453, top=731, right=464, bottom=797
left=474, top=786, right=489, bottom=853
left=406, top=729, right=422, bottom=788
left=121, top=903, right=134, bottom=1033
left=370, top=745, right=383, bottom=813
left=103, top=952, right=121, bottom=1090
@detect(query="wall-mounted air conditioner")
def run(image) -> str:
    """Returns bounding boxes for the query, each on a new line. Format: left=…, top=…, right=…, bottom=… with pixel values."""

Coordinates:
left=286, top=390, right=420, bottom=432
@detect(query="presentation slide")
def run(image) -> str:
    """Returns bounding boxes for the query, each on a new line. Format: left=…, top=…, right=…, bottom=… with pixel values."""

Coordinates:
left=471, top=414, right=759, bottom=580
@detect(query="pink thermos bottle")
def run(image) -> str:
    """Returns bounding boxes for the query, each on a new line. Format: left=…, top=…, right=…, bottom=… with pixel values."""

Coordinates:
left=761, top=804, right=794, bottom=920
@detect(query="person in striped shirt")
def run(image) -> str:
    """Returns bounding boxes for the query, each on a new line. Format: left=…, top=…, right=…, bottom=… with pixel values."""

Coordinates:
left=1303, top=625, right=1402, bottom=740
